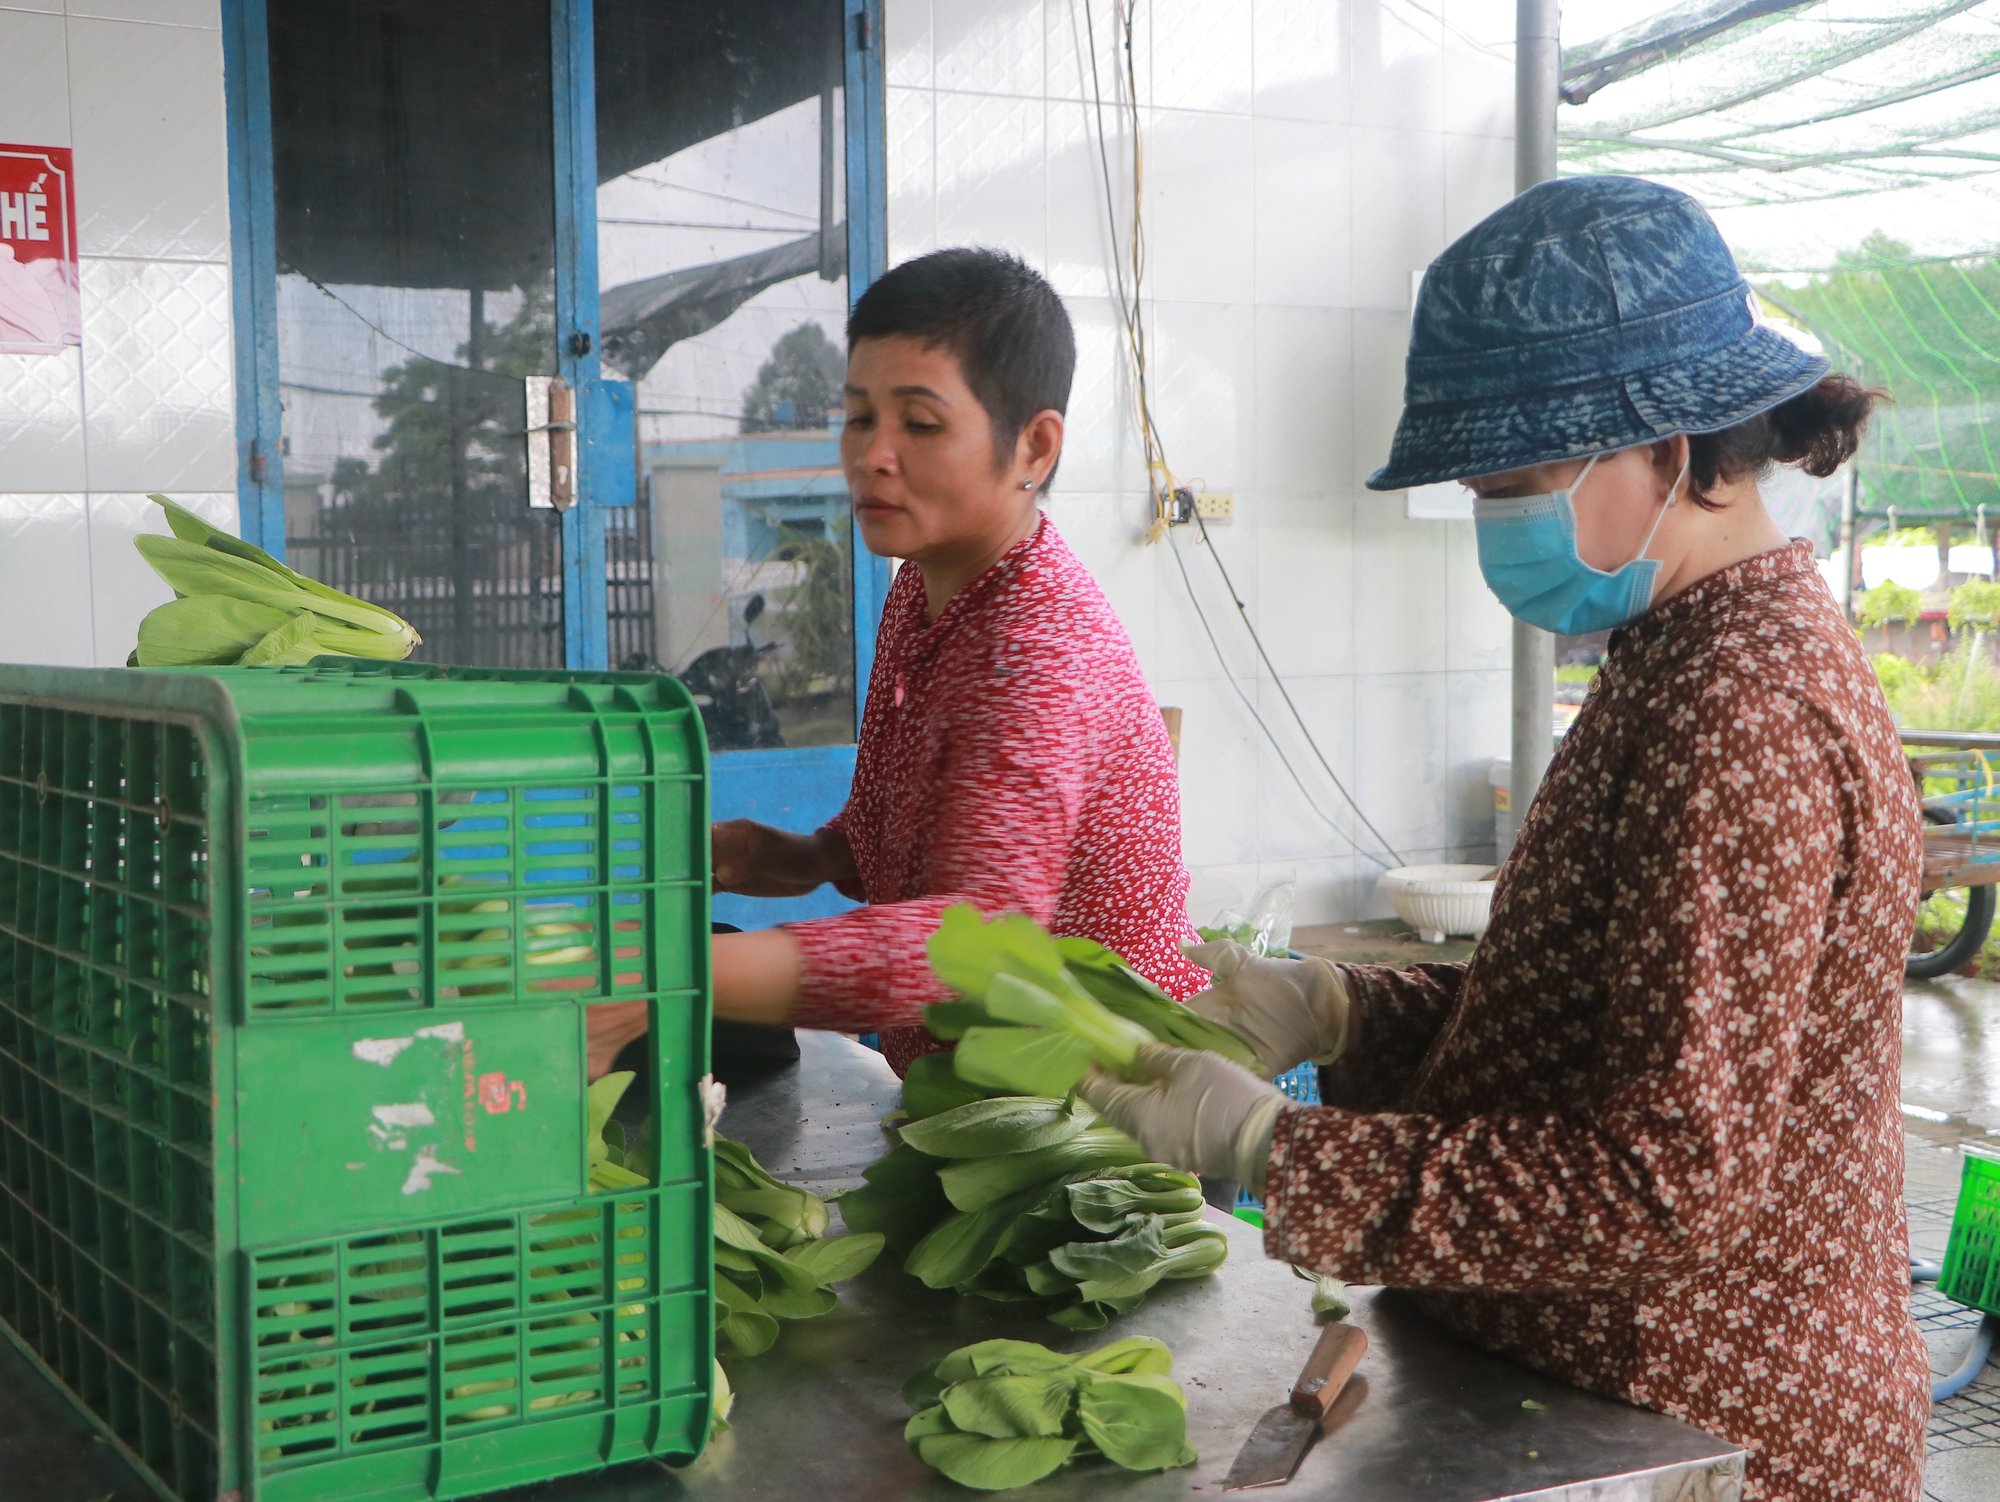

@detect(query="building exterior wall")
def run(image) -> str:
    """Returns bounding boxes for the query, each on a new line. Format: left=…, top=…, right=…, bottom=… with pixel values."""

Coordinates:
left=0, top=0, right=238, bottom=671
left=881, top=0, right=1518, bottom=923
left=0, top=0, right=1519, bottom=927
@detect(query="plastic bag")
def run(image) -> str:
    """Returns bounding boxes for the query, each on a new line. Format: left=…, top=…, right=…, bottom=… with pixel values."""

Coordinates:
left=1195, top=879, right=1294, bottom=957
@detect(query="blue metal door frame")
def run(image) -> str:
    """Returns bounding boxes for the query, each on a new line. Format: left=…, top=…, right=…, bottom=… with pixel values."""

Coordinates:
left=220, top=0, right=282, bottom=555
left=552, top=0, right=608, bottom=672
left=224, top=0, right=889, bottom=927
left=844, top=0, right=892, bottom=715
left=710, top=0, right=886, bottom=927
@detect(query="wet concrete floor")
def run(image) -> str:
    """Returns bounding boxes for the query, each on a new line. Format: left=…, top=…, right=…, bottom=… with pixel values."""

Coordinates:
left=1901, top=978, right=2000, bottom=1497
left=1905, top=975, right=2000, bottom=1135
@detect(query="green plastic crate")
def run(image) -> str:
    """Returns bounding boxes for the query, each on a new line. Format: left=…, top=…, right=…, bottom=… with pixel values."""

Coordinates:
left=1939, top=1144, right=2000, bottom=1318
left=0, top=661, right=715, bottom=1502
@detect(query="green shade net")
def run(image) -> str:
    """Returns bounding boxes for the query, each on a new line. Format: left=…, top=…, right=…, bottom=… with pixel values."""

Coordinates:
left=1761, top=242, right=2000, bottom=527
left=1561, top=0, right=2000, bottom=538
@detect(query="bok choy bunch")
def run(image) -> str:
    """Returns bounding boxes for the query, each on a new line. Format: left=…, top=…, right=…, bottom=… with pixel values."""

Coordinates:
left=130, top=494, right=419, bottom=667
left=836, top=1091, right=1228, bottom=1331
left=923, top=905, right=1260, bottom=1098
left=584, top=1072, right=883, bottom=1365
left=834, top=911, right=1250, bottom=1330
left=902, top=1336, right=1196, bottom=1490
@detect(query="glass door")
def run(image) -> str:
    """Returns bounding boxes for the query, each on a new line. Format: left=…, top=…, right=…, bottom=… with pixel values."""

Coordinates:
left=593, top=0, right=856, bottom=751
left=235, top=0, right=887, bottom=924
left=264, top=0, right=566, bottom=668
left=587, top=0, right=883, bottom=927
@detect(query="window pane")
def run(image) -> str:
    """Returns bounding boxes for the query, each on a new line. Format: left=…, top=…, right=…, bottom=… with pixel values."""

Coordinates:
left=595, top=0, right=855, bottom=750
left=269, top=0, right=564, bottom=668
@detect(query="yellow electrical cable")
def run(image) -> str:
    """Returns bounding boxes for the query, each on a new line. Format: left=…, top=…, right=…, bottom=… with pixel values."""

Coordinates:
left=1085, top=0, right=1176, bottom=538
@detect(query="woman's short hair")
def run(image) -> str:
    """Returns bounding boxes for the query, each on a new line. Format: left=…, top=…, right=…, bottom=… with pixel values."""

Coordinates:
left=1688, top=372, right=1882, bottom=509
left=848, top=248, right=1076, bottom=481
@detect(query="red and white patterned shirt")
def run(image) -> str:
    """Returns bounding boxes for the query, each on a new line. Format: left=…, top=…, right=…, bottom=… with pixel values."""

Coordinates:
left=1265, top=543, right=1928, bottom=1501
left=786, top=514, right=1207, bottom=1072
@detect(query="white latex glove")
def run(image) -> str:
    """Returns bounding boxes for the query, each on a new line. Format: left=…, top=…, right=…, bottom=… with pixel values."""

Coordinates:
left=1080, top=1043, right=1291, bottom=1195
left=1182, top=941, right=1350, bottom=1076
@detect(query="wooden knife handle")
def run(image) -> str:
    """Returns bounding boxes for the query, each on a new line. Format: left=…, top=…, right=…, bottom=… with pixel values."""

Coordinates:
left=1289, top=1323, right=1368, bottom=1420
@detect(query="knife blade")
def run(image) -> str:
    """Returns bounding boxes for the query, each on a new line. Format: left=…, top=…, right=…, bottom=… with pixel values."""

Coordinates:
left=1221, top=1321, right=1369, bottom=1490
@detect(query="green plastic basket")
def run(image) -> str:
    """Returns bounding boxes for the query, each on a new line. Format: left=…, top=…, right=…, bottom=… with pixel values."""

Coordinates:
left=1939, top=1145, right=2000, bottom=1319
left=0, top=661, right=715, bottom=1502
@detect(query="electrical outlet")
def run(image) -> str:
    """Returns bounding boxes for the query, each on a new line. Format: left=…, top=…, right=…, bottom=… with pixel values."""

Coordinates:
left=1194, top=491, right=1235, bottom=522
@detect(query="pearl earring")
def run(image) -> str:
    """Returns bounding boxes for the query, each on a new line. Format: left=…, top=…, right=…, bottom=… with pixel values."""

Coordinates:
left=1020, top=479, right=1037, bottom=490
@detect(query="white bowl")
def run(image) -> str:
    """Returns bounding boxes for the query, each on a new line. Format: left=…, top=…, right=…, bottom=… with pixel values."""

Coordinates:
left=1378, top=864, right=1497, bottom=943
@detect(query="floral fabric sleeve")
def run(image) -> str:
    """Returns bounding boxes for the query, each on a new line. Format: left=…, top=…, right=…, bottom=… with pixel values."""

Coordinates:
left=784, top=670, right=1094, bottom=1031
left=1321, top=961, right=1468, bottom=1112
left=1266, top=686, right=1846, bottom=1291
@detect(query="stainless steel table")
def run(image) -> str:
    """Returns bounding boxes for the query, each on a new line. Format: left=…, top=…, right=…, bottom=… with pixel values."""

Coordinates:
left=0, top=1033, right=1746, bottom=1502
left=674, top=1032, right=1745, bottom=1502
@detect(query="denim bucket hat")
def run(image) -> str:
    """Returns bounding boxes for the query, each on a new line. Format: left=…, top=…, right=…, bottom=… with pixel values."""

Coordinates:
left=1366, top=176, right=1828, bottom=491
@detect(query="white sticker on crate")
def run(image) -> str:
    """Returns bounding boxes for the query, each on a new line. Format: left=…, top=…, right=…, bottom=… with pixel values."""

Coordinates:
left=371, top=1102, right=435, bottom=1128
left=368, top=1100, right=436, bottom=1151
left=353, top=1036, right=414, bottom=1067
left=402, top=1144, right=462, bottom=1196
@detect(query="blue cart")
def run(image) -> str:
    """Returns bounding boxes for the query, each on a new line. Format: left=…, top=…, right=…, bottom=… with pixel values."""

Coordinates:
left=1902, top=730, right=2000, bottom=978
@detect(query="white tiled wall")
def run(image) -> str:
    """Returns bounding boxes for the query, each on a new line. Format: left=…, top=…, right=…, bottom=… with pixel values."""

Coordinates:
left=0, top=0, right=236, bottom=669
left=0, top=0, right=1514, bottom=924
left=885, top=0, right=1518, bottom=923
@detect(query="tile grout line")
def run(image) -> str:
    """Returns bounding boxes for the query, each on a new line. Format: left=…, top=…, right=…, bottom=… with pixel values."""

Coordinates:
left=60, top=8, right=101, bottom=668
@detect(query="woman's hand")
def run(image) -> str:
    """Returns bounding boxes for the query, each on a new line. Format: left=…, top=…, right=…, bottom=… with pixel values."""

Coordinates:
left=586, top=1001, right=649, bottom=1081
left=712, top=928, right=805, bottom=1025
left=1079, top=1043, right=1292, bottom=1195
left=1183, top=942, right=1351, bottom=1076
left=586, top=929, right=808, bottom=1077
left=711, top=820, right=857, bottom=897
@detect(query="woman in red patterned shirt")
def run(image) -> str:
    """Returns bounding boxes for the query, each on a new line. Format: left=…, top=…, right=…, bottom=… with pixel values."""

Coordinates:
left=1085, top=179, right=1930, bottom=1500
left=588, top=249, right=1204, bottom=1079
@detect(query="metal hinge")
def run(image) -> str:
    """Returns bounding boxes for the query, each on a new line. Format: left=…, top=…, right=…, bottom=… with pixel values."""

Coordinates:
left=526, top=376, right=575, bottom=511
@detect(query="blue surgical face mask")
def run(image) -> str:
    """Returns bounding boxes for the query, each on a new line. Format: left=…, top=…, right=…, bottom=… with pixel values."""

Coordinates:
left=1472, top=452, right=1686, bottom=636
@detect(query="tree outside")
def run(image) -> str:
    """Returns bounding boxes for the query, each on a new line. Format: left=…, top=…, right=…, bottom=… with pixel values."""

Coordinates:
left=304, top=278, right=563, bottom=666
left=1773, top=234, right=2000, bottom=523
left=739, top=321, right=844, bottom=433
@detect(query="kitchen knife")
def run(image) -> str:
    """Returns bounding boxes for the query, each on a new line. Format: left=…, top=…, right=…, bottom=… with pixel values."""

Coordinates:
left=1221, top=1321, right=1369, bottom=1490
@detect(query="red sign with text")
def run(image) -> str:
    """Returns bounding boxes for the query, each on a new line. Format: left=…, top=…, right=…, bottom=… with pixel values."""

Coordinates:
left=0, top=144, right=80, bottom=356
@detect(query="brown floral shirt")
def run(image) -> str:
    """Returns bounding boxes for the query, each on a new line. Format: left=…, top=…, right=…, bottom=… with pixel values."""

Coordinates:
left=1263, top=543, right=1929, bottom=1501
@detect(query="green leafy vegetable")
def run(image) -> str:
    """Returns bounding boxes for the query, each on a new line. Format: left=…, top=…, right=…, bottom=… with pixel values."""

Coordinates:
left=942, top=1374, right=1076, bottom=1438
left=1071, top=1337, right=1176, bottom=1375
left=935, top=1125, right=1148, bottom=1213
left=895, top=1095, right=1097, bottom=1158
left=582, top=1074, right=881, bottom=1361
left=901, top=1051, right=990, bottom=1119
left=905, top=1194, right=1043, bottom=1290
left=902, top=1336, right=1196, bottom=1490
left=1077, top=1372, right=1197, bottom=1470
left=710, top=1359, right=734, bottom=1438
left=952, top=1025, right=1100, bottom=1098
left=926, top=904, right=1256, bottom=1096
left=924, top=907, right=1155, bottom=1094
left=913, top=1432, right=1078, bottom=1491
left=715, top=1136, right=828, bottom=1247
left=1064, top=1169, right=1205, bottom=1232
left=1061, top=947, right=1264, bottom=1073
left=833, top=908, right=1248, bottom=1331
left=131, top=495, right=419, bottom=666
left=1293, top=1264, right=1351, bottom=1323
left=832, top=1142, right=953, bottom=1254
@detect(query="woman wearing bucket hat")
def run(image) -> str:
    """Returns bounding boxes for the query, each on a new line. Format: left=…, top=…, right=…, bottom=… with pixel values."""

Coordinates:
left=1082, top=177, right=1928, bottom=1499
